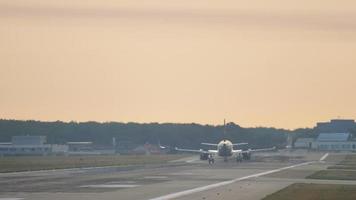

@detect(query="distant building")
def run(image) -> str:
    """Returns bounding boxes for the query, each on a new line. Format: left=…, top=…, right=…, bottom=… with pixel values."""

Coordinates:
left=117, top=141, right=136, bottom=154
left=132, top=143, right=162, bottom=155
left=294, top=138, right=314, bottom=149
left=12, top=136, right=47, bottom=145
left=316, top=119, right=356, bottom=133
left=293, top=119, right=356, bottom=151
left=67, top=142, right=93, bottom=152
left=0, top=136, right=68, bottom=156
left=312, top=133, right=356, bottom=151
left=66, top=142, right=117, bottom=155
left=295, top=133, right=356, bottom=151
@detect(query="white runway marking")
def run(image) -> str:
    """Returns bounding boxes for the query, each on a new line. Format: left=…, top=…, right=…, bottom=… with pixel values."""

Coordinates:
left=186, top=159, right=199, bottom=163
left=320, top=153, right=329, bottom=161
left=149, top=161, right=314, bottom=200
left=0, top=165, right=119, bottom=176
left=144, top=176, right=168, bottom=179
left=108, top=181, right=136, bottom=184
left=169, top=172, right=193, bottom=176
left=80, top=184, right=140, bottom=188
left=0, top=198, right=24, bottom=200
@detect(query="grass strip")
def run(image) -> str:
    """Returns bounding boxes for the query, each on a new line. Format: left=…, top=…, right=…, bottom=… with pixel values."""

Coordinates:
left=263, top=183, right=356, bottom=200
left=0, top=154, right=185, bottom=173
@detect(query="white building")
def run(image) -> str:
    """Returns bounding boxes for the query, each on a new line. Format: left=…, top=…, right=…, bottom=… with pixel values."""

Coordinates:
left=312, top=133, right=356, bottom=151
left=0, top=136, right=68, bottom=155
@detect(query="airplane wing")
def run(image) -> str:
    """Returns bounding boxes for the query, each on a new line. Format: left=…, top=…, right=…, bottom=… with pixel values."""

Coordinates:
left=175, top=147, right=209, bottom=154
left=232, top=143, right=248, bottom=146
left=242, top=146, right=276, bottom=153
left=232, top=149, right=242, bottom=153
left=201, top=143, right=218, bottom=147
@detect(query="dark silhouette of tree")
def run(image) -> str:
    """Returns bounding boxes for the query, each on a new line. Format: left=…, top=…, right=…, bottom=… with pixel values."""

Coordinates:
left=0, top=119, right=313, bottom=149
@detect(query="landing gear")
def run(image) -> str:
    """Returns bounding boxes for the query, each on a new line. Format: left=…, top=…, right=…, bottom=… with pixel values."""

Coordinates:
left=236, top=156, right=242, bottom=162
left=208, top=157, right=215, bottom=164
left=236, top=153, right=243, bottom=162
left=224, top=156, right=228, bottom=162
left=208, top=154, right=215, bottom=165
left=242, top=152, right=251, bottom=160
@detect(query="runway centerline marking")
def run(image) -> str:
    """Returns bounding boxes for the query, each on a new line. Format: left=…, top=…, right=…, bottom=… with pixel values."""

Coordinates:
left=80, top=184, right=140, bottom=188
left=186, top=159, right=198, bottom=163
left=144, top=176, right=168, bottom=179
left=148, top=161, right=314, bottom=200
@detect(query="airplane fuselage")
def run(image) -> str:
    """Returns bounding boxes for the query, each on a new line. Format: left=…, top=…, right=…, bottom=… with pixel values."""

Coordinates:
left=217, top=139, right=233, bottom=157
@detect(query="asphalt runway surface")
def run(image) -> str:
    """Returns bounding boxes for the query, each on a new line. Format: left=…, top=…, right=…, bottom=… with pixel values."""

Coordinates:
left=0, top=150, right=352, bottom=200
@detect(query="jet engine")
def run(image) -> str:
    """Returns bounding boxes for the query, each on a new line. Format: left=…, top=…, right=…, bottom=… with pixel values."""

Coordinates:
left=242, top=150, right=251, bottom=160
left=200, top=152, right=209, bottom=160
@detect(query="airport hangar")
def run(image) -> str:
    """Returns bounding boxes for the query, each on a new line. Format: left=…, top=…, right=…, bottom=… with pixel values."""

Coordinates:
left=0, top=135, right=161, bottom=156
left=0, top=136, right=68, bottom=156
left=294, top=119, right=356, bottom=151
left=295, top=132, right=356, bottom=151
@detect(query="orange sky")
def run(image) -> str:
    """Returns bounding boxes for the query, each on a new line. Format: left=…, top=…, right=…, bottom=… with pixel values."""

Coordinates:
left=1, top=0, right=356, bottom=129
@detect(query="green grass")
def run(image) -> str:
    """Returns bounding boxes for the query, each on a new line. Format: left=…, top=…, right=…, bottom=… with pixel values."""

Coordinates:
left=328, top=155, right=356, bottom=170
left=0, top=154, right=185, bottom=173
left=265, top=155, right=356, bottom=199
left=308, top=154, right=356, bottom=180
left=307, top=169, right=356, bottom=180
left=328, top=165, right=356, bottom=170
left=263, top=183, right=356, bottom=200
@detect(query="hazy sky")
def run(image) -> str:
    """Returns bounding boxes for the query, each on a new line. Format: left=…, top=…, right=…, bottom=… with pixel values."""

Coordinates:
left=1, top=0, right=356, bottom=129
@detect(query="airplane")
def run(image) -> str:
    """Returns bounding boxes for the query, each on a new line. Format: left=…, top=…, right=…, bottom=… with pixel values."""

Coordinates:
left=175, top=120, right=276, bottom=163
left=158, top=140, right=167, bottom=149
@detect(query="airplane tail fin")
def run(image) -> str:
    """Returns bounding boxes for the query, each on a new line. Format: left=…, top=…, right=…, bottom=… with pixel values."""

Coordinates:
left=223, top=119, right=227, bottom=139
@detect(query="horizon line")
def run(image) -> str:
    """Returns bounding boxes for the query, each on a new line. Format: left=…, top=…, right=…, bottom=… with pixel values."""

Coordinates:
left=0, top=117, right=329, bottom=131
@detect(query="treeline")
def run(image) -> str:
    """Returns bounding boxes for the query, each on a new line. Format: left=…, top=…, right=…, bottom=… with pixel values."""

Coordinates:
left=0, top=119, right=314, bottom=149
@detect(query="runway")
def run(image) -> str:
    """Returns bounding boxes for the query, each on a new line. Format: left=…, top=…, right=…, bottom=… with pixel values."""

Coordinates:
left=0, top=150, right=347, bottom=200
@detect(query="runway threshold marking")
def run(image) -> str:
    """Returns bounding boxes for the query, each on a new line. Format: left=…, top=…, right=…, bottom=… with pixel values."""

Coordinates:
left=149, top=161, right=314, bottom=200
left=319, top=153, right=329, bottom=161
